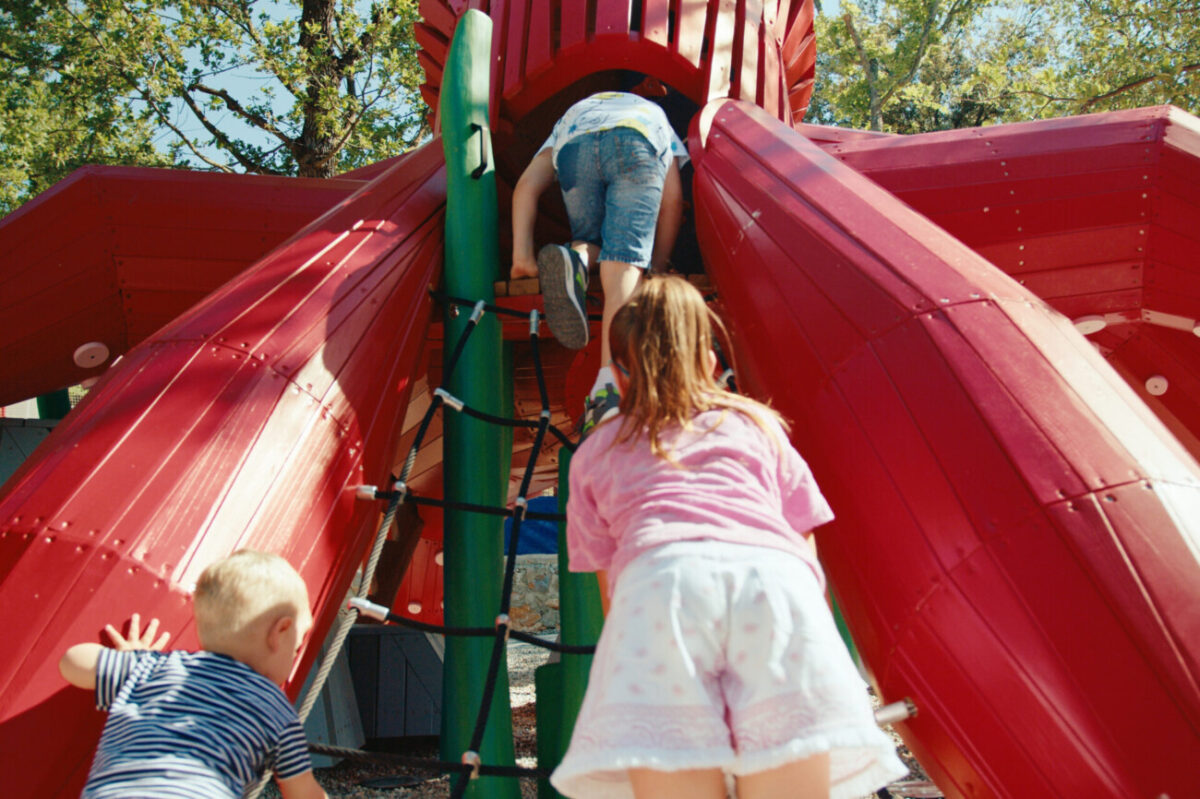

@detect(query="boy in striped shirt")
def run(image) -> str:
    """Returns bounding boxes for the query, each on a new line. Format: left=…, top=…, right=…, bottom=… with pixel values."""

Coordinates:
left=59, top=550, right=327, bottom=799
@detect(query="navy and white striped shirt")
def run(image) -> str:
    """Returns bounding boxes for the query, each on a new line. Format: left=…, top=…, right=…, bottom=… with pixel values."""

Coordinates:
left=83, top=649, right=312, bottom=798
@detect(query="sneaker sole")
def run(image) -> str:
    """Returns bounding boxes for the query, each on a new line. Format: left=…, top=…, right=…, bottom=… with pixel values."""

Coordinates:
left=538, top=246, right=589, bottom=349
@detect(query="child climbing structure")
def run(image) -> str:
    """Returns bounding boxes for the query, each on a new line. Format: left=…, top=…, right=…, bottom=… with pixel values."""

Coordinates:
left=1, top=1, right=1199, bottom=798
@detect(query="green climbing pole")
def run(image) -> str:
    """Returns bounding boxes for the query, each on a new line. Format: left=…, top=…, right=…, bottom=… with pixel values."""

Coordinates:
left=536, top=450, right=605, bottom=798
left=438, top=10, right=520, bottom=799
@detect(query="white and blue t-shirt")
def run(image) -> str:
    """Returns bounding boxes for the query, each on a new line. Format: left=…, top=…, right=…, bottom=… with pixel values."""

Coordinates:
left=83, top=649, right=312, bottom=798
left=541, top=92, right=688, bottom=170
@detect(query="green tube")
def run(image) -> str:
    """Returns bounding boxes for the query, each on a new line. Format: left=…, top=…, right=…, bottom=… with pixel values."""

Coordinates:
left=438, top=10, right=519, bottom=799
left=545, top=450, right=605, bottom=794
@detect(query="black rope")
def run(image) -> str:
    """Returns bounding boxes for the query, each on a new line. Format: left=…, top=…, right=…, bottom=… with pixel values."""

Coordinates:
left=350, top=295, right=609, bottom=797
left=369, top=608, right=595, bottom=653
left=308, top=743, right=550, bottom=779
left=380, top=491, right=566, bottom=523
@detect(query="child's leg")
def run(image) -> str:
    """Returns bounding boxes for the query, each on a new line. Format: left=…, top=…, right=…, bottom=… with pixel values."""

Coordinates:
left=598, top=259, right=641, bottom=368
left=736, top=753, right=831, bottom=799
left=629, top=767, right=726, bottom=799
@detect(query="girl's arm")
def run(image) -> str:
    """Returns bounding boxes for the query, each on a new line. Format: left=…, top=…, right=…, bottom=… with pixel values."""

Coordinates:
left=511, top=148, right=556, bottom=278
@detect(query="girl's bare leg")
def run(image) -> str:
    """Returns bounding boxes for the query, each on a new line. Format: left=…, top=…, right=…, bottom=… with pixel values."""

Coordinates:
left=736, top=753, right=831, bottom=799
left=629, top=767, right=727, bottom=799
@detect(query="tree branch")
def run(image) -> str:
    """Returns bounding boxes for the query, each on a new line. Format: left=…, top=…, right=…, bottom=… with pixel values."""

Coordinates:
left=842, top=11, right=882, bottom=130
left=175, top=87, right=287, bottom=173
left=140, top=91, right=237, bottom=172
left=1079, top=63, right=1200, bottom=110
left=879, top=0, right=941, bottom=109
left=188, top=81, right=294, bottom=145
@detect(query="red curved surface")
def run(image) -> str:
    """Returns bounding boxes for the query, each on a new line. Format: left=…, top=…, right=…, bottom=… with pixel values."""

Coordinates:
left=0, top=167, right=361, bottom=408
left=0, top=141, right=447, bottom=795
left=692, top=98, right=1200, bottom=798
left=415, top=0, right=816, bottom=190
left=811, top=106, right=1200, bottom=461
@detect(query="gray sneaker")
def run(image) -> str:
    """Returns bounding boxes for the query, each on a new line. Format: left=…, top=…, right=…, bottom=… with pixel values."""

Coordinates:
left=537, top=244, right=590, bottom=349
left=581, top=384, right=621, bottom=440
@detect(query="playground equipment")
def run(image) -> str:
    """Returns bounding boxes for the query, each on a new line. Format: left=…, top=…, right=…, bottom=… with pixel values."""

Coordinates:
left=1, top=1, right=1199, bottom=797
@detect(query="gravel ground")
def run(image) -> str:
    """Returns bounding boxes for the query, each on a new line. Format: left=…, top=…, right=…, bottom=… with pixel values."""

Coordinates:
left=267, top=634, right=938, bottom=799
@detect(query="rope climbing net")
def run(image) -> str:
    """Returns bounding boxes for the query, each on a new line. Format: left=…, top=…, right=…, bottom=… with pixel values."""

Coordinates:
left=275, top=292, right=597, bottom=798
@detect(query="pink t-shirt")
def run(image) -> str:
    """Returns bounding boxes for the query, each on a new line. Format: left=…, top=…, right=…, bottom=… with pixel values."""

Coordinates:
left=567, top=407, right=834, bottom=592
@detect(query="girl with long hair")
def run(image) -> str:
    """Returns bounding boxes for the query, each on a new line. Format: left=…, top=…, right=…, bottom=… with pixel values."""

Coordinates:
left=551, top=276, right=906, bottom=799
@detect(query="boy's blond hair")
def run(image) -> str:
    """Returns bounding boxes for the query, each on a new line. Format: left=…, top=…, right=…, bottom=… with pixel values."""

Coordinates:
left=193, top=550, right=309, bottom=649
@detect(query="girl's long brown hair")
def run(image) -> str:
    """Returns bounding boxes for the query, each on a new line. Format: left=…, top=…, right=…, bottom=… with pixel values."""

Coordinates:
left=608, top=276, right=786, bottom=458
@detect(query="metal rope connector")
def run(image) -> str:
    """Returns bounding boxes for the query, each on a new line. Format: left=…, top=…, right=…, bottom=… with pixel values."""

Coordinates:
left=540, top=408, right=551, bottom=420
left=470, top=300, right=486, bottom=323
left=461, top=750, right=482, bottom=779
left=717, top=368, right=735, bottom=389
left=354, top=485, right=379, bottom=501
left=348, top=596, right=389, bottom=622
left=391, top=480, right=408, bottom=504
left=513, top=496, right=527, bottom=519
left=529, top=309, right=541, bottom=336
left=874, top=698, right=917, bottom=726
left=494, top=613, right=511, bottom=642
left=434, top=387, right=465, bottom=412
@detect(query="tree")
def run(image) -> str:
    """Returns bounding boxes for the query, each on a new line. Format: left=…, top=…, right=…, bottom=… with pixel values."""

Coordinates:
left=811, top=0, right=999, bottom=132
left=1007, top=0, right=1200, bottom=118
left=809, top=0, right=1200, bottom=134
left=0, top=1, right=172, bottom=215
left=0, top=0, right=428, bottom=216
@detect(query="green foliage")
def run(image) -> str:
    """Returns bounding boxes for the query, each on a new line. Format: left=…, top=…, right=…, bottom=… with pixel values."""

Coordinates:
left=0, top=0, right=429, bottom=216
left=1009, top=0, right=1200, bottom=117
left=0, top=1, right=173, bottom=215
left=810, top=0, right=1200, bottom=134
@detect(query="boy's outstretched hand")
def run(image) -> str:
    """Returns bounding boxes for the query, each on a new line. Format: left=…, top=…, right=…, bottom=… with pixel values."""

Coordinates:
left=106, top=613, right=171, bottom=651
left=60, top=613, right=172, bottom=690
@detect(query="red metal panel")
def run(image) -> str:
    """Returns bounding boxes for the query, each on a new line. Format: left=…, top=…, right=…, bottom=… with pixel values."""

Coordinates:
left=0, top=140, right=448, bottom=795
left=692, top=98, right=1200, bottom=799
left=524, top=0, right=554, bottom=76
left=560, top=0, right=587, bottom=50
left=594, top=0, right=630, bottom=37
left=502, top=0, right=529, bottom=100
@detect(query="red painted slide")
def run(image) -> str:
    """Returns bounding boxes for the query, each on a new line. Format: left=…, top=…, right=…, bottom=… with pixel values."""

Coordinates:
left=692, top=98, right=1200, bottom=799
left=0, top=140, right=446, bottom=796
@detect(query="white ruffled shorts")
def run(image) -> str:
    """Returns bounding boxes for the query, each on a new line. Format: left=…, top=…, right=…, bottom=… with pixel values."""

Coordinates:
left=550, top=541, right=907, bottom=799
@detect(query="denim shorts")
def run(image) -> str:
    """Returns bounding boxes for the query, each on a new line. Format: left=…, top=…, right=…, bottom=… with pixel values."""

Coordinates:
left=556, top=127, right=668, bottom=269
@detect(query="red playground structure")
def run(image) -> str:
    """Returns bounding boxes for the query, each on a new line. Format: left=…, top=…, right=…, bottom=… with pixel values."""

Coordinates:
left=2, top=1, right=1199, bottom=797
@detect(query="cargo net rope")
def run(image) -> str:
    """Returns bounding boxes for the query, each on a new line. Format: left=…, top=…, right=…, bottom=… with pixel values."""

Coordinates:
left=255, top=294, right=596, bottom=799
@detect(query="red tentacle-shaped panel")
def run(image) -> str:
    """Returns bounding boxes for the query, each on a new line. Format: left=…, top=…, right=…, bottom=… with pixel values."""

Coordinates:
left=692, top=99, right=1200, bottom=799
left=415, top=0, right=816, bottom=178
left=0, top=141, right=448, bottom=797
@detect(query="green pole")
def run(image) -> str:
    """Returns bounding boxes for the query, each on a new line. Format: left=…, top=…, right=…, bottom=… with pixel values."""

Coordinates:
left=537, top=450, right=605, bottom=797
left=36, top=389, right=71, bottom=420
left=438, top=10, right=519, bottom=799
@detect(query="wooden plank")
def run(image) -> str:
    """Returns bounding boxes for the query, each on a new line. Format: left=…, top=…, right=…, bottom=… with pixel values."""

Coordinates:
left=705, top=0, right=736, bottom=100
left=642, top=0, right=670, bottom=45
left=676, top=0, right=708, bottom=67
left=734, top=0, right=762, bottom=103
